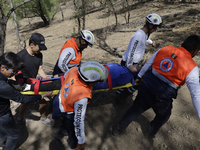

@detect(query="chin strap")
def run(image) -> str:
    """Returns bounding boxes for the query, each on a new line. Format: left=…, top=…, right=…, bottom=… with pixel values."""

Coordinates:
left=147, top=23, right=151, bottom=38
left=147, top=23, right=155, bottom=38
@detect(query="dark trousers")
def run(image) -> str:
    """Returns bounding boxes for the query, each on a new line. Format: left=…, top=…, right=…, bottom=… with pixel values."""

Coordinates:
left=0, top=112, right=21, bottom=150
left=117, top=82, right=173, bottom=135
left=52, top=93, right=77, bottom=148
left=63, top=118, right=78, bottom=149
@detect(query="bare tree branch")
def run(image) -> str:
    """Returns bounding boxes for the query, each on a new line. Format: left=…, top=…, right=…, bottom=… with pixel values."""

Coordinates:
left=6, top=0, right=35, bottom=22
left=0, top=0, right=34, bottom=55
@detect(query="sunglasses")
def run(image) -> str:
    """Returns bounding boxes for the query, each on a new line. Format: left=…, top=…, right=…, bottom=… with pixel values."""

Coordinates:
left=2, top=65, right=18, bottom=74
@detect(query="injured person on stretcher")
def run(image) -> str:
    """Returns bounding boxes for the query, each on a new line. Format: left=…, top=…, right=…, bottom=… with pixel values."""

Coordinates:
left=8, top=63, right=139, bottom=94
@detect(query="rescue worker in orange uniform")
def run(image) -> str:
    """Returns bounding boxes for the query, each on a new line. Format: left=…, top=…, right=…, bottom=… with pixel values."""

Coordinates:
left=112, top=35, right=200, bottom=137
left=53, top=30, right=95, bottom=77
left=52, top=61, right=108, bottom=150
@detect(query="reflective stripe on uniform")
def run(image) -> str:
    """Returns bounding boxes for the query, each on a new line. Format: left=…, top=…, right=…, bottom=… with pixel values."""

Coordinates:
left=152, top=67, right=179, bottom=89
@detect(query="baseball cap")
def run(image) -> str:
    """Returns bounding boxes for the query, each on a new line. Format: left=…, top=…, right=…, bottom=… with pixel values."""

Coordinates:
left=29, top=33, right=47, bottom=50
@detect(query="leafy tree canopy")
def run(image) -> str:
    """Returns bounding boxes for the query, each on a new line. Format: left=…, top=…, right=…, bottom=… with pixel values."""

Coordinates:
left=12, top=0, right=59, bottom=25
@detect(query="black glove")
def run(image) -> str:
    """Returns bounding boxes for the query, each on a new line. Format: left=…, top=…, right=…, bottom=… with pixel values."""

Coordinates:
left=135, top=76, right=142, bottom=85
left=8, top=79, right=27, bottom=91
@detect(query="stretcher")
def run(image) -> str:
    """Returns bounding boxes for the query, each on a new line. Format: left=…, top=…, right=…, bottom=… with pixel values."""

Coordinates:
left=20, top=82, right=134, bottom=95
left=17, top=63, right=137, bottom=95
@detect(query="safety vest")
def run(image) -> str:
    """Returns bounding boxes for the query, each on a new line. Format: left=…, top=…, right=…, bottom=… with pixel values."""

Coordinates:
left=59, top=38, right=82, bottom=65
left=152, top=46, right=197, bottom=88
left=59, top=67, right=92, bottom=112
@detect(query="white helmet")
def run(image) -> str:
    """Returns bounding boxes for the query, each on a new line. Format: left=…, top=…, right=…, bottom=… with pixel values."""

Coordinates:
left=80, top=30, right=95, bottom=47
left=78, top=61, right=108, bottom=83
left=146, top=13, right=162, bottom=27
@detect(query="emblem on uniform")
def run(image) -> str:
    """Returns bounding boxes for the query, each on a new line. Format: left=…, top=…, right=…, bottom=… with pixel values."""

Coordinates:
left=63, top=82, right=70, bottom=98
left=71, top=79, right=74, bottom=85
left=160, top=58, right=173, bottom=72
left=171, top=53, right=177, bottom=59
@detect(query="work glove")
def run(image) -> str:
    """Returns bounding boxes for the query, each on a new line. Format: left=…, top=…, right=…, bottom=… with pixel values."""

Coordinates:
left=8, top=79, right=27, bottom=91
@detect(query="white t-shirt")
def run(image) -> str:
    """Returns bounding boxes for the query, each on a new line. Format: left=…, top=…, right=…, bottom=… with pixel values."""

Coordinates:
left=122, top=29, right=150, bottom=67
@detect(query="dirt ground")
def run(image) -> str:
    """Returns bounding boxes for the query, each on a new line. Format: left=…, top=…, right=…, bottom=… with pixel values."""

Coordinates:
left=4, top=1, right=200, bottom=150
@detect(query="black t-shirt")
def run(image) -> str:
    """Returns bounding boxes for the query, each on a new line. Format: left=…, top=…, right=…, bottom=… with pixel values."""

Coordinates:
left=17, top=49, right=43, bottom=78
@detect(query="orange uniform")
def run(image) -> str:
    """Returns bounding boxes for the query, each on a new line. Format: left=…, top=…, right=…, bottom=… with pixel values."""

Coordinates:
left=59, top=67, right=92, bottom=113
left=152, top=46, right=197, bottom=88
left=115, top=35, right=200, bottom=137
left=53, top=38, right=82, bottom=76
left=59, top=38, right=82, bottom=65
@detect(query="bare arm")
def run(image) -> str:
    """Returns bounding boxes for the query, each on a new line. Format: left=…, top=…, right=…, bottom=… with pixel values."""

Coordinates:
left=38, top=66, right=48, bottom=78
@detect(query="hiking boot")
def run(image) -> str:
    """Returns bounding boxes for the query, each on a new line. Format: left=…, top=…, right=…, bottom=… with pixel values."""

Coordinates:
left=112, top=128, right=124, bottom=136
left=16, top=117, right=33, bottom=124
left=144, top=124, right=155, bottom=138
left=15, top=118, right=26, bottom=124
left=40, top=117, right=55, bottom=126
left=52, top=128, right=68, bottom=140
left=67, top=138, right=77, bottom=149
left=0, top=137, right=6, bottom=150
left=62, top=129, right=68, bottom=136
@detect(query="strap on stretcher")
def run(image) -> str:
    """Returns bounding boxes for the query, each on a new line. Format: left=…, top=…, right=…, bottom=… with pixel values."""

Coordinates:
left=20, top=76, right=65, bottom=95
left=105, top=65, right=112, bottom=90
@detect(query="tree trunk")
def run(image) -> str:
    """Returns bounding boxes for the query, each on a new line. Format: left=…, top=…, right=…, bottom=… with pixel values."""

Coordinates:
left=81, top=0, right=85, bottom=30
left=9, top=0, right=21, bottom=51
left=73, top=0, right=81, bottom=32
left=40, top=14, right=50, bottom=26
left=0, top=6, right=7, bottom=56
left=37, top=0, right=50, bottom=26
left=59, top=3, right=64, bottom=21
left=126, top=0, right=130, bottom=24
left=0, top=0, right=34, bottom=55
left=0, top=18, right=6, bottom=56
left=108, top=0, right=118, bottom=27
